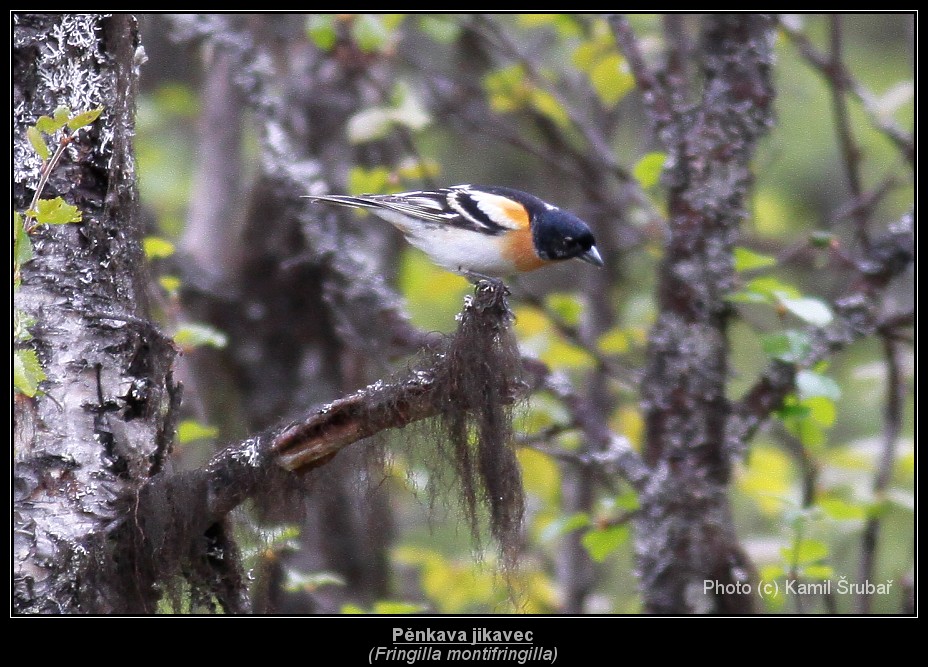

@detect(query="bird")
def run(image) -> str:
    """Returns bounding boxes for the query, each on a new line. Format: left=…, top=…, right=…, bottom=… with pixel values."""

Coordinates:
left=304, top=184, right=604, bottom=280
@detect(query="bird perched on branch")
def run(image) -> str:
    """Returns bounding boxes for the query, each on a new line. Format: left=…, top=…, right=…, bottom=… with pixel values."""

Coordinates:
left=305, top=184, right=604, bottom=280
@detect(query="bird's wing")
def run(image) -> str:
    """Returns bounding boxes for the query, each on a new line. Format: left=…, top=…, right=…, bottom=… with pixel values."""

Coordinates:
left=307, top=187, right=529, bottom=236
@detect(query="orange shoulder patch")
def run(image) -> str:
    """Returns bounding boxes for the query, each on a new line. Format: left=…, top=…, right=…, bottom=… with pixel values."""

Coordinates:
left=498, top=196, right=530, bottom=230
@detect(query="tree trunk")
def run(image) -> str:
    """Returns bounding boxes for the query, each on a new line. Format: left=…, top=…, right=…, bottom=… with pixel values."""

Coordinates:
left=13, top=14, right=179, bottom=613
left=632, top=14, right=775, bottom=614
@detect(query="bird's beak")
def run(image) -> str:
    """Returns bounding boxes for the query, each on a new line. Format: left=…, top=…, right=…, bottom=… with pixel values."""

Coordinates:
left=578, top=245, right=604, bottom=268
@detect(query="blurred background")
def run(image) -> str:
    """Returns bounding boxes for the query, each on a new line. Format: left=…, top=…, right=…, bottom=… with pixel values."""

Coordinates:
left=133, top=14, right=914, bottom=614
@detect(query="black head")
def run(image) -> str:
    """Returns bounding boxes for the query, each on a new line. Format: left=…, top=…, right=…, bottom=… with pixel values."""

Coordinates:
left=532, top=208, right=604, bottom=267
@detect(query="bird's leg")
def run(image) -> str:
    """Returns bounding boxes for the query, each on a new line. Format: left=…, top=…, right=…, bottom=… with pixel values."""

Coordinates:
left=460, top=268, right=509, bottom=290
left=460, top=271, right=509, bottom=300
left=460, top=268, right=493, bottom=284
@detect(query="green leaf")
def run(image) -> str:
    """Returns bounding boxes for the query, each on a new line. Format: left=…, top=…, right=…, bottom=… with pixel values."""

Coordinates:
left=530, top=88, right=571, bottom=128
left=545, top=292, right=584, bottom=327
left=53, top=105, right=71, bottom=126
left=596, top=327, right=630, bottom=355
left=177, top=419, right=219, bottom=444
left=306, top=14, right=338, bottom=50
left=745, top=276, right=803, bottom=300
left=27, top=126, right=50, bottom=160
left=776, top=295, right=833, bottom=327
left=142, top=235, right=176, bottom=259
left=801, top=564, right=834, bottom=579
left=14, top=212, right=33, bottom=266
left=632, top=152, right=666, bottom=189
left=347, top=166, right=393, bottom=196
left=484, top=64, right=530, bottom=114
left=397, top=157, right=441, bottom=181
left=612, top=488, right=640, bottom=512
left=516, top=392, right=568, bottom=434
left=14, top=348, right=46, bottom=397
left=733, top=246, right=777, bottom=272
left=796, top=369, right=841, bottom=401
left=540, top=512, right=591, bottom=542
left=372, top=600, right=427, bottom=615
left=67, top=107, right=103, bottom=131
left=417, top=15, right=461, bottom=43
left=158, top=275, right=182, bottom=294
left=818, top=498, right=866, bottom=521
left=13, top=309, right=36, bottom=342
left=517, top=447, right=560, bottom=503
left=776, top=401, right=811, bottom=420
left=728, top=276, right=802, bottom=305
left=781, top=539, right=828, bottom=566
left=779, top=395, right=834, bottom=451
left=352, top=14, right=401, bottom=53
left=738, top=444, right=794, bottom=515
left=540, top=338, right=595, bottom=371
left=572, top=40, right=600, bottom=71
left=761, top=330, right=812, bottom=362
left=581, top=524, right=629, bottom=562
left=726, top=290, right=768, bottom=304
left=809, top=230, right=836, bottom=248
left=589, top=53, right=634, bottom=107
left=173, top=323, right=228, bottom=349
left=35, top=114, right=65, bottom=134
left=803, top=396, right=836, bottom=427
left=517, top=14, right=583, bottom=38
left=793, top=419, right=826, bottom=451
left=31, top=197, right=82, bottom=225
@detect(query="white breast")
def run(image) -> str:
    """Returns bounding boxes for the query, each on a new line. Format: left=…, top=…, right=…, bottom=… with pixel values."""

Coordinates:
left=368, top=208, right=514, bottom=275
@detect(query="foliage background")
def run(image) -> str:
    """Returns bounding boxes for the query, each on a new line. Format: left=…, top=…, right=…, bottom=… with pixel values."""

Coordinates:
left=131, top=13, right=913, bottom=614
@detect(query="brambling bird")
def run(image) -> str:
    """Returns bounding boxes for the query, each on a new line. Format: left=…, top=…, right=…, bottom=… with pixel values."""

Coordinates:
left=305, top=185, right=604, bottom=279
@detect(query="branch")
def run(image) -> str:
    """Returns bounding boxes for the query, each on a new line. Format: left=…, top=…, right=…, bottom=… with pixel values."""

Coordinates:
left=131, top=280, right=533, bottom=582
left=540, top=370, right=648, bottom=490
left=780, top=17, right=914, bottom=165
left=608, top=14, right=676, bottom=139
left=728, top=214, right=914, bottom=457
left=273, top=370, right=444, bottom=472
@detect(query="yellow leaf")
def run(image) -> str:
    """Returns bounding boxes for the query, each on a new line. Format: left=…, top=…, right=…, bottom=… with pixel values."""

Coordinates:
left=611, top=406, right=644, bottom=450
left=737, top=444, right=795, bottom=515
left=517, top=448, right=560, bottom=505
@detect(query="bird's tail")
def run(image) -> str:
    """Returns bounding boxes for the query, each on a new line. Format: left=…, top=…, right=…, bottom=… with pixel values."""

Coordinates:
left=302, top=194, right=377, bottom=210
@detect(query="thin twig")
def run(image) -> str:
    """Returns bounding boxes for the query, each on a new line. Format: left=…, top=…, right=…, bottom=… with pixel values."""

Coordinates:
left=827, top=16, right=870, bottom=249
left=780, top=18, right=914, bottom=165
left=856, top=333, right=905, bottom=613
left=24, top=133, right=74, bottom=232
